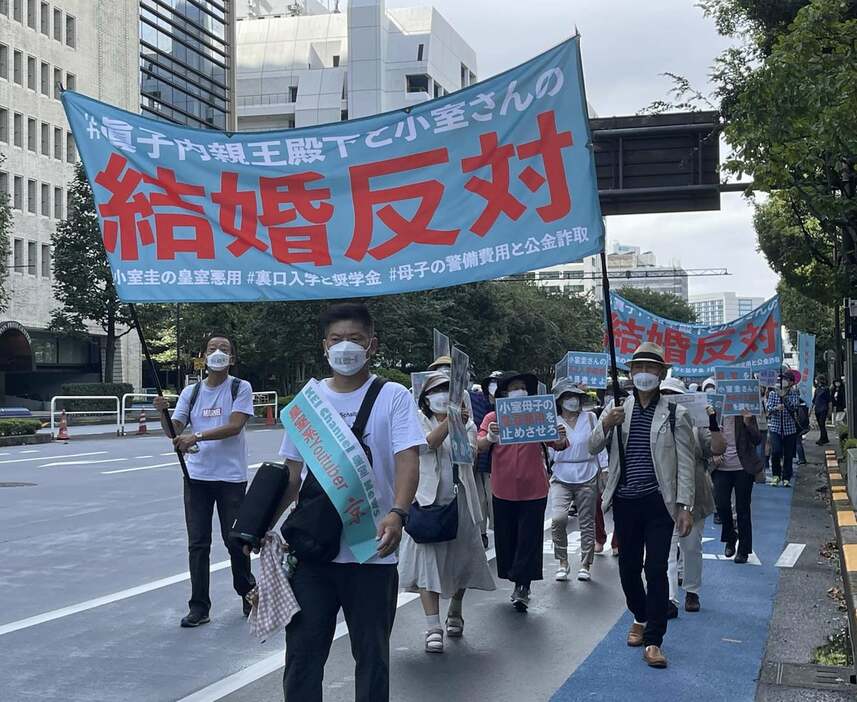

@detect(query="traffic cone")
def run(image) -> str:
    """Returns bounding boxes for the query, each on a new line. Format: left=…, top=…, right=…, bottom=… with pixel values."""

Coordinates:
left=266, top=405, right=275, bottom=426
left=137, top=410, right=147, bottom=435
left=57, top=410, right=70, bottom=441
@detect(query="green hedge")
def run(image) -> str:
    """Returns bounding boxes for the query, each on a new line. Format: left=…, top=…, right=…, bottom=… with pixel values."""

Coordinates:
left=374, top=367, right=411, bottom=387
left=0, top=419, right=43, bottom=436
left=59, top=383, right=133, bottom=412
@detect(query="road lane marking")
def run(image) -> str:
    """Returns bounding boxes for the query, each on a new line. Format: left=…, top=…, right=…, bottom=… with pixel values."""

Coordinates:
left=19, top=449, right=40, bottom=454
left=175, top=519, right=553, bottom=702
left=0, top=451, right=107, bottom=465
left=775, top=543, right=806, bottom=568
left=135, top=455, right=154, bottom=459
left=102, top=461, right=179, bottom=475
left=0, top=555, right=259, bottom=637
left=41, top=458, right=127, bottom=468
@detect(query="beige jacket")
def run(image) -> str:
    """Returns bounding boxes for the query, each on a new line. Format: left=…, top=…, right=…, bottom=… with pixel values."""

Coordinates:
left=415, top=413, right=481, bottom=524
left=691, top=428, right=716, bottom=521
left=588, top=394, right=695, bottom=518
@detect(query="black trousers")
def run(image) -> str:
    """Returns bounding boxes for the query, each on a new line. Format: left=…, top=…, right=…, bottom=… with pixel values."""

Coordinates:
left=816, top=411, right=829, bottom=443
left=770, top=432, right=797, bottom=481
left=492, top=495, right=547, bottom=587
left=183, top=479, right=255, bottom=615
left=284, top=562, right=399, bottom=702
left=612, top=492, right=674, bottom=647
left=712, top=469, right=754, bottom=556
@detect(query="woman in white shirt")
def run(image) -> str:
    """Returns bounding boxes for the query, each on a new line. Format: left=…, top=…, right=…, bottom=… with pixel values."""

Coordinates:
left=549, top=379, right=606, bottom=582
left=399, top=372, right=495, bottom=654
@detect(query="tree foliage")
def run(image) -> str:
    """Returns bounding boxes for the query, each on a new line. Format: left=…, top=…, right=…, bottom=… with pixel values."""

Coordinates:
left=616, top=287, right=697, bottom=323
left=50, top=163, right=135, bottom=382
left=777, top=279, right=836, bottom=355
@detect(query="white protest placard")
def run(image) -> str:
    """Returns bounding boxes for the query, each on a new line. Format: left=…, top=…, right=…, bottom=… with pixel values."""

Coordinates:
left=667, top=394, right=710, bottom=428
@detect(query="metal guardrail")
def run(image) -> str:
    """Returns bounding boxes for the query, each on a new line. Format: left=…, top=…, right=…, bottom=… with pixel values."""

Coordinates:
left=120, top=393, right=179, bottom=436
left=252, top=391, right=278, bottom=418
left=49, top=396, right=121, bottom=439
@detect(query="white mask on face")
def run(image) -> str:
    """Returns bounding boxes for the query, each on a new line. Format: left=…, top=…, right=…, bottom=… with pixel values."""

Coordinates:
left=427, top=392, right=450, bottom=414
left=632, top=372, right=660, bottom=392
left=488, top=382, right=498, bottom=397
left=507, top=389, right=528, bottom=399
left=561, top=397, right=581, bottom=413
left=326, top=340, right=368, bottom=376
left=206, top=349, right=231, bottom=371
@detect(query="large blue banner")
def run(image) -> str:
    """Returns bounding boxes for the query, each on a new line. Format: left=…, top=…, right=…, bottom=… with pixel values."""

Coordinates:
left=61, top=37, right=604, bottom=303
left=608, top=292, right=782, bottom=377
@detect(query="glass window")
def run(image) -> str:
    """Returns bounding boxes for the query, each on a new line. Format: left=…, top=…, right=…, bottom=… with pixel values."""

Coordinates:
left=65, top=130, right=75, bottom=162
left=32, top=335, right=57, bottom=364
left=26, top=0, right=34, bottom=28
left=40, top=61, right=49, bottom=95
left=13, top=112, right=21, bottom=146
left=0, top=171, right=7, bottom=197
left=289, top=85, right=297, bottom=102
left=26, top=55, right=35, bottom=90
left=0, top=107, right=7, bottom=142
left=26, top=178, right=35, bottom=213
left=53, top=67, right=61, bottom=98
left=13, top=176, right=22, bottom=209
left=13, top=0, right=20, bottom=22
left=52, top=7, right=61, bottom=41
left=53, top=126, right=61, bottom=159
left=65, top=72, right=75, bottom=91
left=0, top=0, right=7, bottom=16
left=13, top=238, right=23, bottom=269
left=41, top=244, right=50, bottom=276
left=27, top=117, right=35, bottom=151
left=39, top=1, right=48, bottom=34
left=0, top=44, right=7, bottom=80
left=332, top=55, right=340, bottom=67
left=40, top=121, right=48, bottom=154
left=58, top=337, right=88, bottom=364
left=27, top=241, right=36, bottom=274
left=13, top=50, right=22, bottom=85
left=53, top=186, right=61, bottom=219
left=406, top=74, right=429, bottom=93
left=40, top=182, right=49, bottom=216
left=417, top=43, right=424, bottom=61
left=65, top=14, right=75, bottom=47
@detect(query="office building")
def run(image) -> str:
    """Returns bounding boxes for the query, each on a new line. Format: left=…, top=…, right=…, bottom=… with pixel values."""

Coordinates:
left=0, top=0, right=141, bottom=406
left=689, top=292, right=766, bottom=325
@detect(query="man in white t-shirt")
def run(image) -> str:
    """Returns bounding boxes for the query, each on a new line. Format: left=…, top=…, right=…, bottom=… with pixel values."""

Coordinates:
left=154, top=333, right=256, bottom=628
left=271, top=303, right=424, bottom=702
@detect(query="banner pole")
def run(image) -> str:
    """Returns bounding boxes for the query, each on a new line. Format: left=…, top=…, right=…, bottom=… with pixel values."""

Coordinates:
left=600, top=249, right=628, bottom=477
left=129, top=303, right=191, bottom=482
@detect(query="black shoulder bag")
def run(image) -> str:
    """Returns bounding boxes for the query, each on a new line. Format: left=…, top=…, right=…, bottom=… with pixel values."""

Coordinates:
left=405, top=458, right=460, bottom=544
left=281, top=377, right=387, bottom=563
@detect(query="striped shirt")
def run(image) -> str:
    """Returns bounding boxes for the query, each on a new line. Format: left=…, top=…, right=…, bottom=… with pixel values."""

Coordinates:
left=616, top=398, right=660, bottom=499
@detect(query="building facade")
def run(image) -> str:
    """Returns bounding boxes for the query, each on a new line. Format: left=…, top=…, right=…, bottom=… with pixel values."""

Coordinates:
left=236, top=0, right=477, bottom=131
left=689, top=291, right=765, bottom=325
left=0, top=0, right=142, bottom=407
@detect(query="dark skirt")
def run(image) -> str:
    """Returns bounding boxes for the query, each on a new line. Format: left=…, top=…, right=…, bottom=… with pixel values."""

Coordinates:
left=492, top=495, right=547, bottom=585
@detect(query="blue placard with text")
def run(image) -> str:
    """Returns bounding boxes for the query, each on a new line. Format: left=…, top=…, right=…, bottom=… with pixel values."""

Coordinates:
left=495, top=394, right=558, bottom=445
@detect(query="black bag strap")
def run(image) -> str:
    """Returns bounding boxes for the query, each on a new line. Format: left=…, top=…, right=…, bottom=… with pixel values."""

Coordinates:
left=668, top=401, right=677, bottom=436
left=351, top=376, right=387, bottom=441
left=187, top=377, right=242, bottom=418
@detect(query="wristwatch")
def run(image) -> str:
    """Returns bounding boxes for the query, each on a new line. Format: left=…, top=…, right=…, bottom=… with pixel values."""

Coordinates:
left=193, top=432, right=204, bottom=443
left=389, top=507, right=409, bottom=527
left=678, top=503, right=692, bottom=512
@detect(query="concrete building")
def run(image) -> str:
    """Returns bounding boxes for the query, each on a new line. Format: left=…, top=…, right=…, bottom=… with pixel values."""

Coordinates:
left=0, top=1, right=141, bottom=407
left=689, top=291, right=766, bottom=325
left=235, top=0, right=477, bottom=131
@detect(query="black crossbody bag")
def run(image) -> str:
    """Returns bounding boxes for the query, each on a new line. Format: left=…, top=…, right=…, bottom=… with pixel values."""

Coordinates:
left=405, top=458, right=460, bottom=544
left=281, top=377, right=386, bottom=563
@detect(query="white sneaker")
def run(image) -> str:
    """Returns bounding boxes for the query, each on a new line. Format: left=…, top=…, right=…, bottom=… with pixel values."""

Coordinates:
left=577, top=566, right=591, bottom=582
left=555, top=564, right=570, bottom=581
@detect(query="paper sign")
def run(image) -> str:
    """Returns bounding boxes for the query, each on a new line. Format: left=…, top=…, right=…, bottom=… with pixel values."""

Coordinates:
left=433, top=329, right=451, bottom=361
left=666, top=394, right=710, bottom=428
left=719, top=379, right=762, bottom=416
left=448, top=406, right=474, bottom=465
left=756, top=368, right=778, bottom=387
left=537, top=381, right=547, bottom=395
left=495, top=394, right=559, bottom=445
left=555, top=351, right=609, bottom=388
left=410, top=371, right=434, bottom=403
left=450, top=347, right=469, bottom=408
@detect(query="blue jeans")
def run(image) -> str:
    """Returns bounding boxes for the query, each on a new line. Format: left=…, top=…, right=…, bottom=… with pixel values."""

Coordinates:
left=770, top=432, right=797, bottom=481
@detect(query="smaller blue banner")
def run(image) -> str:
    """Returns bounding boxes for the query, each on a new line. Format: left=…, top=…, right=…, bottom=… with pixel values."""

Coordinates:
left=719, top=379, right=762, bottom=417
left=797, top=332, right=816, bottom=405
left=555, top=351, right=609, bottom=388
left=495, top=394, right=558, bottom=445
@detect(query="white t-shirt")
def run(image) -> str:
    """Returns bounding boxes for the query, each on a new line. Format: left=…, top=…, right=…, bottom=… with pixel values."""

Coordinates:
left=172, top=376, right=255, bottom=482
left=279, top=375, right=426, bottom=565
left=552, top=411, right=606, bottom=484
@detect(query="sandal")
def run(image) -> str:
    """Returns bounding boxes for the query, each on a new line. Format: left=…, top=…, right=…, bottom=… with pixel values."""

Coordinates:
left=445, top=615, right=464, bottom=638
left=425, top=627, right=444, bottom=653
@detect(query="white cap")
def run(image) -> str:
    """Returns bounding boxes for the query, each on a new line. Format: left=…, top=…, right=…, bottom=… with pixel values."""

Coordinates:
left=660, top=377, right=687, bottom=394
left=701, top=376, right=716, bottom=391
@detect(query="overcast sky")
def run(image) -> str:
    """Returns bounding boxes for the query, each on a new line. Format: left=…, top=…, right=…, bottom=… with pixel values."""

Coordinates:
left=388, top=0, right=779, bottom=300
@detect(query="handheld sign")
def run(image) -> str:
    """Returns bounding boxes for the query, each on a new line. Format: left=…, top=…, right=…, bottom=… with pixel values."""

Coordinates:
left=450, top=347, right=469, bottom=408
left=448, top=406, right=474, bottom=465
left=495, top=394, right=558, bottom=445
left=666, top=394, right=710, bottom=428
left=757, top=368, right=778, bottom=387
left=715, top=366, right=753, bottom=382
left=556, top=351, right=609, bottom=388
left=706, top=393, right=726, bottom=425
left=433, top=329, right=451, bottom=361
left=410, top=371, right=434, bottom=403
left=719, top=379, right=762, bottom=416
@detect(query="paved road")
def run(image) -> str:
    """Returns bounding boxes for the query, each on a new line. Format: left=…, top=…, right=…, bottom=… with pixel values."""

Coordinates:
left=0, top=430, right=813, bottom=701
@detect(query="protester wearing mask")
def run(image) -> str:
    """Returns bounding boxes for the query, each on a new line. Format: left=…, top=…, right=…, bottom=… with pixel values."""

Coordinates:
left=589, top=342, right=695, bottom=669
left=273, top=303, right=425, bottom=702
left=399, top=372, right=495, bottom=654
left=477, top=372, right=565, bottom=612
left=812, top=375, right=831, bottom=446
left=471, top=371, right=503, bottom=548
left=659, top=378, right=722, bottom=617
left=154, top=333, right=256, bottom=628
left=768, top=370, right=801, bottom=487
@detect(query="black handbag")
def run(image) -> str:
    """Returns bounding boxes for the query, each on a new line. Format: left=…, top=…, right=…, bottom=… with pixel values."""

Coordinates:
left=405, top=463, right=460, bottom=544
left=281, top=377, right=386, bottom=563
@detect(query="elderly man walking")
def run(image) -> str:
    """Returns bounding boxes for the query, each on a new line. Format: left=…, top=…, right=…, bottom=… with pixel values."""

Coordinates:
left=589, top=342, right=696, bottom=669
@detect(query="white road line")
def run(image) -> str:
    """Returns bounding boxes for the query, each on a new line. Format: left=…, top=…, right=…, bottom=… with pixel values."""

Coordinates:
left=135, top=455, right=154, bottom=459
left=102, top=461, right=179, bottom=475
left=176, top=519, right=553, bottom=702
left=0, top=451, right=107, bottom=465
left=160, top=452, right=176, bottom=456
left=41, top=458, right=127, bottom=468
left=19, top=449, right=40, bottom=454
left=775, top=543, right=806, bottom=568
left=0, top=555, right=257, bottom=637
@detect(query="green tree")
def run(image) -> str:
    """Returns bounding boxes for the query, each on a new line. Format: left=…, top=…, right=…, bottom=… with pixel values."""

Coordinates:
left=50, top=163, right=135, bottom=382
left=0, top=155, right=12, bottom=312
left=777, top=280, right=836, bottom=357
left=616, top=287, right=697, bottom=323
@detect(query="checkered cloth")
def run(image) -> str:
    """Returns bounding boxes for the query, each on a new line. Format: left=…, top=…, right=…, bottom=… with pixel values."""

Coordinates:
left=246, top=532, right=300, bottom=643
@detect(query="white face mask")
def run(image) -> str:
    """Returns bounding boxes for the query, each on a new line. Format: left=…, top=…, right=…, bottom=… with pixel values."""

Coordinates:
left=326, top=340, right=368, bottom=376
left=206, top=349, right=231, bottom=371
left=561, top=397, right=581, bottom=413
left=427, top=392, right=450, bottom=414
left=632, top=372, right=660, bottom=392
left=507, top=389, right=528, bottom=399
left=488, top=382, right=498, bottom=397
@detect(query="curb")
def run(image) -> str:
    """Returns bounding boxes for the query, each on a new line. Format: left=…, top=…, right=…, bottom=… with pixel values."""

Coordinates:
left=825, top=448, right=857, bottom=683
